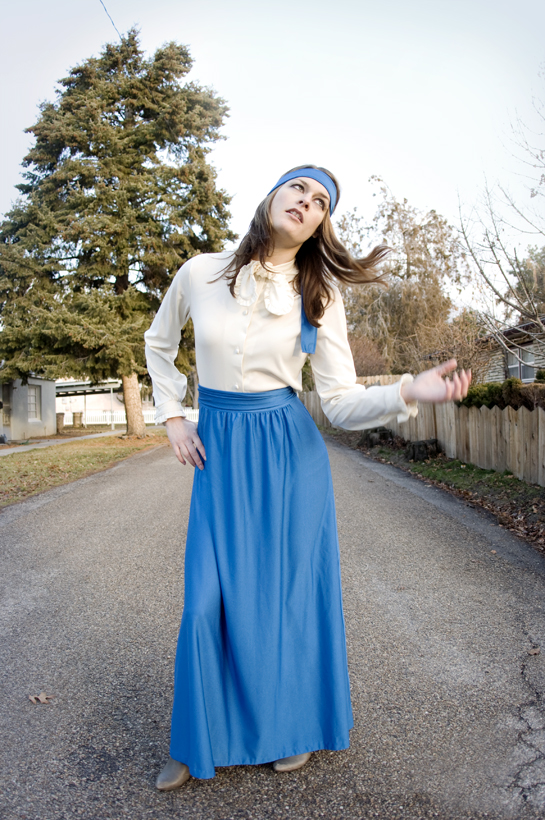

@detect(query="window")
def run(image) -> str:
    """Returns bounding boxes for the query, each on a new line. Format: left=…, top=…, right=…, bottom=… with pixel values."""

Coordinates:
left=507, top=348, right=535, bottom=383
left=28, top=385, right=42, bottom=420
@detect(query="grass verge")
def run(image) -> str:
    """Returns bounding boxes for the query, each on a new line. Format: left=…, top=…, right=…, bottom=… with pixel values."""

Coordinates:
left=0, top=425, right=140, bottom=449
left=0, top=432, right=167, bottom=509
left=322, top=427, right=545, bottom=551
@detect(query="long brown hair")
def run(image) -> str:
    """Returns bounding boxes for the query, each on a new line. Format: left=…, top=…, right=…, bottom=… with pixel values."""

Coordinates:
left=220, top=164, right=390, bottom=327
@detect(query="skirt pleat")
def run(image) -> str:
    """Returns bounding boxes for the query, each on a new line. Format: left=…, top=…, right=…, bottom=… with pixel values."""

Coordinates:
left=169, top=386, right=353, bottom=779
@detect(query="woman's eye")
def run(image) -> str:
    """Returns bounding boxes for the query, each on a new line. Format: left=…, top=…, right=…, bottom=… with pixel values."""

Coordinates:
left=292, top=183, right=303, bottom=191
left=316, top=199, right=326, bottom=210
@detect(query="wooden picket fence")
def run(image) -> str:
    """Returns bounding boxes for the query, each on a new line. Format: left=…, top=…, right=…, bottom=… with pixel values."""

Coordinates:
left=299, top=390, right=545, bottom=488
left=298, top=391, right=333, bottom=430
left=298, top=377, right=399, bottom=427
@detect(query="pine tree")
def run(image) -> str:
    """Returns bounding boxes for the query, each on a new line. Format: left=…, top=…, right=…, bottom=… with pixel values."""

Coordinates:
left=0, top=29, right=235, bottom=435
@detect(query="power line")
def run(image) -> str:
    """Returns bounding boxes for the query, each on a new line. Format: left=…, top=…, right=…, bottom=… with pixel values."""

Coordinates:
left=98, top=0, right=122, bottom=40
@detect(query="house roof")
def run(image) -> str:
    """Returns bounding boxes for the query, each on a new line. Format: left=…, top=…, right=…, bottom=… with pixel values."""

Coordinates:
left=500, top=316, right=545, bottom=340
left=55, top=379, right=122, bottom=396
left=483, top=316, right=545, bottom=347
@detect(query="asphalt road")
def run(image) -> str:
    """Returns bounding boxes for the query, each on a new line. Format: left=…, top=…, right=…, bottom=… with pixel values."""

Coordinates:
left=1, top=435, right=544, bottom=820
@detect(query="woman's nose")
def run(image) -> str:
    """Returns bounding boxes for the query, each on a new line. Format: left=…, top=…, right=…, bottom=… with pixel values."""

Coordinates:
left=298, top=196, right=310, bottom=209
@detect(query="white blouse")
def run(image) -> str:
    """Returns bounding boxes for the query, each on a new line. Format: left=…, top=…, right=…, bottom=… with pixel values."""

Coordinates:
left=144, top=252, right=418, bottom=430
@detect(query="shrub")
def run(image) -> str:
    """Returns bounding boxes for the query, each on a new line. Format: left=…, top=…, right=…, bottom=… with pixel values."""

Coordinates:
left=536, top=369, right=545, bottom=383
left=520, top=382, right=545, bottom=410
left=348, top=334, right=389, bottom=377
left=460, top=378, right=545, bottom=410
left=460, top=382, right=505, bottom=409
left=502, top=377, right=524, bottom=409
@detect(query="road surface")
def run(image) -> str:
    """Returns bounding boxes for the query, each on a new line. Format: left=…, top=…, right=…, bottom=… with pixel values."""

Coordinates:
left=1, top=435, right=544, bottom=819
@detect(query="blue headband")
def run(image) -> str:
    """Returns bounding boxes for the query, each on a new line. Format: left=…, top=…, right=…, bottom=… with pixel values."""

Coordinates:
left=268, top=168, right=337, bottom=215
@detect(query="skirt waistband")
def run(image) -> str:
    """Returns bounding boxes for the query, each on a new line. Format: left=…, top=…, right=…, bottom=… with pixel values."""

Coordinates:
left=198, top=385, right=296, bottom=412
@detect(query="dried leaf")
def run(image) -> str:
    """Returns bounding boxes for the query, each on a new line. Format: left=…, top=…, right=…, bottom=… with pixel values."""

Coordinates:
left=528, top=647, right=541, bottom=656
left=29, top=691, right=54, bottom=704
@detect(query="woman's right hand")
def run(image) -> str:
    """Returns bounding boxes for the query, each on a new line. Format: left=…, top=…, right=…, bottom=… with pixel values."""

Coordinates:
left=165, top=417, right=206, bottom=470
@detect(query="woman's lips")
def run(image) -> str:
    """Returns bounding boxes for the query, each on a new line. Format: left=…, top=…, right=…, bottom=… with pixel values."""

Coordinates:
left=286, top=209, right=303, bottom=223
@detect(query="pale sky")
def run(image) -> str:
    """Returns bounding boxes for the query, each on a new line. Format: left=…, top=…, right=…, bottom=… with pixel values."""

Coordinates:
left=1, top=0, right=543, bottom=245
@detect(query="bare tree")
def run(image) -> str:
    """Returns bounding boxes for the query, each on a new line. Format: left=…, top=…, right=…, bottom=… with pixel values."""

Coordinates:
left=337, top=179, right=470, bottom=373
left=459, top=197, right=545, bottom=365
left=459, top=77, right=545, bottom=369
left=399, top=309, right=493, bottom=383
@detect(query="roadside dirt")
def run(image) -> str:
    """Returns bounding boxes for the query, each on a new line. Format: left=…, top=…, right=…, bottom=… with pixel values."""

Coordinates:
left=323, top=427, right=545, bottom=552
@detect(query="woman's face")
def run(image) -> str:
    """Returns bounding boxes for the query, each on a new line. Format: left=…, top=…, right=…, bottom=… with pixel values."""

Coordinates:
left=269, top=177, right=330, bottom=250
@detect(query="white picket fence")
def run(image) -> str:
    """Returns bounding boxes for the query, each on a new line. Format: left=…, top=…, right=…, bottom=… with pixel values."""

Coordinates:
left=62, top=408, right=199, bottom=426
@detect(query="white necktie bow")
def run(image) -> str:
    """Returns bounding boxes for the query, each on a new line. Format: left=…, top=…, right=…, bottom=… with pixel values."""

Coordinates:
left=234, top=261, right=297, bottom=316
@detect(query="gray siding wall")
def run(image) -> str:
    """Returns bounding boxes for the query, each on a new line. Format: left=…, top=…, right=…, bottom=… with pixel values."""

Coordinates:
left=535, top=344, right=545, bottom=372
left=483, top=349, right=506, bottom=383
left=482, top=341, right=545, bottom=383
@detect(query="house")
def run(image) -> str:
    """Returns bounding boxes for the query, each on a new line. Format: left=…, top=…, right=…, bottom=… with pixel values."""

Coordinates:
left=0, top=377, right=57, bottom=442
left=480, top=318, right=545, bottom=383
left=55, top=378, right=124, bottom=420
left=55, top=379, right=155, bottom=424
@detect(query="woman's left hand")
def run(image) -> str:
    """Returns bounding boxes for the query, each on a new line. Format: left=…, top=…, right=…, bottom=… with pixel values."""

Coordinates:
left=400, top=359, right=472, bottom=405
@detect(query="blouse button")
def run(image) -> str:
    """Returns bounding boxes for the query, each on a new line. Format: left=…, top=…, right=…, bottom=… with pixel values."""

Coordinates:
left=235, top=347, right=240, bottom=354
left=243, top=309, right=248, bottom=316
left=234, top=383, right=239, bottom=390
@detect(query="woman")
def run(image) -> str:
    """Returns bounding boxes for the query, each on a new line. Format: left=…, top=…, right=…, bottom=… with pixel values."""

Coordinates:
left=144, top=165, right=471, bottom=789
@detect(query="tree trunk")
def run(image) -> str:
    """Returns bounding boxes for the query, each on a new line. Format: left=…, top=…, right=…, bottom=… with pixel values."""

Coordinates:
left=185, top=378, right=194, bottom=407
left=192, top=371, right=199, bottom=409
left=122, top=373, right=146, bottom=437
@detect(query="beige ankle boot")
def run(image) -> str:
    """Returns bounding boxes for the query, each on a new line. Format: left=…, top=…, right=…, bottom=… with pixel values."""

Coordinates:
left=156, top=756, right=190, bottom=790
left=273, top=752, right=311, bottom=772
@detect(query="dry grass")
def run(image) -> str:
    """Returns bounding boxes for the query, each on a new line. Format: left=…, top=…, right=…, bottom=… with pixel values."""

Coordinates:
left=0, top=432, right=168, bottom=509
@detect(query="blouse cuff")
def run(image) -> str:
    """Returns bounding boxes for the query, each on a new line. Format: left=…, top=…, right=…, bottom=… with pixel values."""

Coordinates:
left=154, top=399, right=187, bottom=425
left=396, top=374, right=418, bottom=422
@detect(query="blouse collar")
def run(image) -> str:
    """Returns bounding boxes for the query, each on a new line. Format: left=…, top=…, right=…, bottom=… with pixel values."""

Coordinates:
left=234, top=258, right=298, bottom=316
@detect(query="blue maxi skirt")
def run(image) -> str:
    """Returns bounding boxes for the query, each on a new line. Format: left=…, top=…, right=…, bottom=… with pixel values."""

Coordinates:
left=169, top=385, right=353, bottom=779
